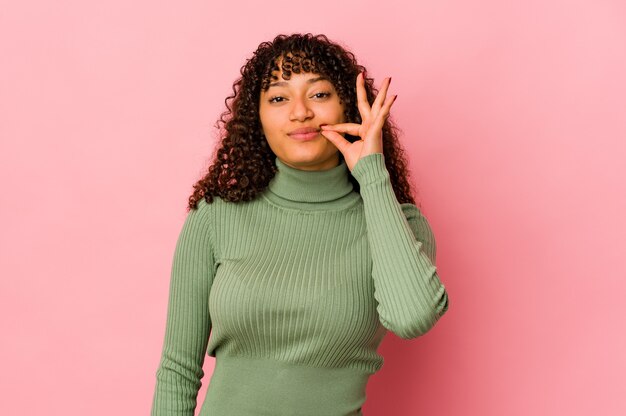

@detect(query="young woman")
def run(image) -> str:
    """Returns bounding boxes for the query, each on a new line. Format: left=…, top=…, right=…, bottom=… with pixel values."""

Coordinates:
left=150, top=32, right=450, bottom=416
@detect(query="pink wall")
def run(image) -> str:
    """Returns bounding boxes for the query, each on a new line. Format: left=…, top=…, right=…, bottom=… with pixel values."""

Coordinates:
left=1, top=1, right=625, bottom=415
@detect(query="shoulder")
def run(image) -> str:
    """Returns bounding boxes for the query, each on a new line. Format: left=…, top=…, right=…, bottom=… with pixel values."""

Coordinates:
left=186, top=194, right=255, bottom=232
left=191, top=196, right=215, bottom=215
left=191, top=194, right=236, bottom=214
left=182, top=197, right=218, bottom=231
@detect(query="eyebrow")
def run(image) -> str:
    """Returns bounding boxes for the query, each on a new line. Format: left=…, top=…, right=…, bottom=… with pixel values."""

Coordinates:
left=268, top=76, right=329, bottom=88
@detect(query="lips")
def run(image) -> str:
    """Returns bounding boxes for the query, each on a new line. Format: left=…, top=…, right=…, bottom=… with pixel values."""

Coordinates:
left=288, top=127, right=321, bottom=141
left=288, top=127, right=320, bottom=135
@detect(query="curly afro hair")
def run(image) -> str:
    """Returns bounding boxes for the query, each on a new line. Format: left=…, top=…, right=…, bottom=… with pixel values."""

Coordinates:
left=187, top=32, right=420, bottom=212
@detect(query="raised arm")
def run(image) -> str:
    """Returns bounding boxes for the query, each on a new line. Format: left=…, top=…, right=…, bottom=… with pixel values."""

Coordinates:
left=151, top=199, right=216, bottom=415
left=351, top=152, right=449, bottom=340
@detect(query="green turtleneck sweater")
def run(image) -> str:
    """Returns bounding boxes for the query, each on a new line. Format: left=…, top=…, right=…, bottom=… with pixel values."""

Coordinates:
left=150, top=152, right=449, bottom=416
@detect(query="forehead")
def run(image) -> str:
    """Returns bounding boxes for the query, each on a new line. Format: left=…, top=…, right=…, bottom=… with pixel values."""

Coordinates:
left=261, top=52, right=333, bottom=90
left=267, top=72, right=330, bottom=89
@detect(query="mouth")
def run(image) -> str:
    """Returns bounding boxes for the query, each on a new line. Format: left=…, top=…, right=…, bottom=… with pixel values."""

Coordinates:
left=288, top=131, right=320, bottom=141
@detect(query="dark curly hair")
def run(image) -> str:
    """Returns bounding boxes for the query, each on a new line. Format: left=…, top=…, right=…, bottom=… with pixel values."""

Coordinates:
left=187, top=32, right=421, bottom=212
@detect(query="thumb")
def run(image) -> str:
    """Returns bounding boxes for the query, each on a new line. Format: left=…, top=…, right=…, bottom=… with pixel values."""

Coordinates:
left=320, top=130, right=351, bottom=155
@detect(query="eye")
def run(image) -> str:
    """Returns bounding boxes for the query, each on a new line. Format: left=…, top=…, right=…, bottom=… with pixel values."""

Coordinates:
left=267, top=91, right=332, bottom=104
left=313, top=92, right=331, bottom=99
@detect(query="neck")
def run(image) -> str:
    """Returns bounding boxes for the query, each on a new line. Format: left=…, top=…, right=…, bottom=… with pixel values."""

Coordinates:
left=262, top=156, right=360, bottom=211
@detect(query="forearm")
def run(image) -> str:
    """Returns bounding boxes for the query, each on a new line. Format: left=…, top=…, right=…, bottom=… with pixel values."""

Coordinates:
left=351, top=153, right=449, bottom=339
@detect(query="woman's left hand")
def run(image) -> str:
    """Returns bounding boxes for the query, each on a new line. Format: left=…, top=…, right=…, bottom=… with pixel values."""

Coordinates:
left=320, top=72, right=397, bottom=172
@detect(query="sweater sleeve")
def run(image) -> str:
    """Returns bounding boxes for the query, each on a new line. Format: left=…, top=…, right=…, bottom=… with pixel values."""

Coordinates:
left=351, top=152, right=449, bottom=340
left=151, top=199, right=216, bottom=415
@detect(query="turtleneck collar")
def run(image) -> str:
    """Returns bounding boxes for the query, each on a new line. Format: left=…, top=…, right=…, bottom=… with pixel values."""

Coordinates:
left=261, top=156, right=361, bottom=211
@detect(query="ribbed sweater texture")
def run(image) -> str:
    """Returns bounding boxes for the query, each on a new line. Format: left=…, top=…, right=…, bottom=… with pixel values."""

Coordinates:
left=151, top=152, right=450, bottom=416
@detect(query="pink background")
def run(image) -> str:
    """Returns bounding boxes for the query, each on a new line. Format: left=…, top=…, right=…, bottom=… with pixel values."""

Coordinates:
left=1, top=1, right=625, bottom=415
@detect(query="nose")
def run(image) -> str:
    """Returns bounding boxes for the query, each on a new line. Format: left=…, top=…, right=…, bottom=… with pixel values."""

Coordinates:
left=289, top=95, right=314, bottom=121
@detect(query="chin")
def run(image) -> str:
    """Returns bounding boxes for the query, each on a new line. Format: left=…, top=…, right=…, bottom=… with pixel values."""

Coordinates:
left=282, top=149, right=339, bottom=169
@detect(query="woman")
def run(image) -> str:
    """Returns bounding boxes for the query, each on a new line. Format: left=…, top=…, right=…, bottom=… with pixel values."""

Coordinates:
left=151, top=33, right=450, bottom=416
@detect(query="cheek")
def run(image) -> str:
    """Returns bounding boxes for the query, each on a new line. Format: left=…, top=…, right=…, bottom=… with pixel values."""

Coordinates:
left=335, top=105, right=346, bottom=123
left=320, top=102, right=343, bottom=120
left=259, top=108, right=277, bottom=131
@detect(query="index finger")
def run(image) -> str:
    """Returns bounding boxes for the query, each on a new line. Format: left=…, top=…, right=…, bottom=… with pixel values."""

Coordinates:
left=321, top=122, right=361, bottom=136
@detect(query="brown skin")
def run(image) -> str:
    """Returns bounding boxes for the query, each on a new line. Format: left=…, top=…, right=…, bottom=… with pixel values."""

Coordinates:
left=259, top=66, right=397, bottom=173
left=320, top=72, right=397, bottom=172
left=186, top=33, right=418, bottom=211
left=259, top=67, right=347, bottom=171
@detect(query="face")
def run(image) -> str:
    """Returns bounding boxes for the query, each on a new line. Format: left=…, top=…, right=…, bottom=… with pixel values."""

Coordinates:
left=259, top=67, right=346, bottom=171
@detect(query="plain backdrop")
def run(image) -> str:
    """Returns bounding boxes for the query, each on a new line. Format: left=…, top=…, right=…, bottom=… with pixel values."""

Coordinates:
left=1, top=0, right=625, bottom=415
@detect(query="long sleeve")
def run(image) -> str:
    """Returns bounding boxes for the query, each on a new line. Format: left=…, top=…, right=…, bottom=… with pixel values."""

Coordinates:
left=351, top=152, right=449, bottom=340
left=151, top=199, right=216, bottom=415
